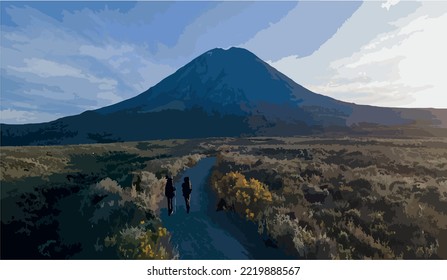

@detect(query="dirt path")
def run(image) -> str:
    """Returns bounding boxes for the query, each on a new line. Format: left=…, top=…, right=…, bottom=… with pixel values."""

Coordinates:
left=161, top=157, right=290, bottom=259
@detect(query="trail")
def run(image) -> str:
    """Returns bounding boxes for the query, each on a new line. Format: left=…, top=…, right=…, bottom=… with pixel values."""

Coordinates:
left=161, top=157, right=290, bottom=259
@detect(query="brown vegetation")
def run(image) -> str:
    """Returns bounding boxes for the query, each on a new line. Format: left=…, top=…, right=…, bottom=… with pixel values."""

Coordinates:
left=2, top=136, right=446, bottom=259
left=1, top=140, right=205, bottom=259
left=210, top=137, right=447, bottom=259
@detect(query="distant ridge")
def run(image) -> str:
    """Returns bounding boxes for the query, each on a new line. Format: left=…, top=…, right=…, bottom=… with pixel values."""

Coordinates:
left=2, top=47, right=446, bottom=146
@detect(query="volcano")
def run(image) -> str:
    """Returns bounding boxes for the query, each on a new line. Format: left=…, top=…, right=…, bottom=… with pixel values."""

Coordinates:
left=2, top=47, right=446, bottom=146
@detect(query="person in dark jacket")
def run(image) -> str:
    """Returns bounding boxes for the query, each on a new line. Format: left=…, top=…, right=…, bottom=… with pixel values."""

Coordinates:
left=165, top=176, right=176, bottom=216
left=182, top=177, right=192, bottom=213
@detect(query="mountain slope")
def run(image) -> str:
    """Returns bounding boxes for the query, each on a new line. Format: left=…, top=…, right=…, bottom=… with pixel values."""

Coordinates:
left=1, top=47, right=446, bottom=146
left=97, top=47, right=352, bottom=125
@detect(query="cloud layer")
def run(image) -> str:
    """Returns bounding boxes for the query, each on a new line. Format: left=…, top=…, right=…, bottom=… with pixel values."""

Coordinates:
left=270, top=1, right=447, bottom=108
left=1, top=2, right=298, bottom=123
left=1, top=1, right=445, bottom=124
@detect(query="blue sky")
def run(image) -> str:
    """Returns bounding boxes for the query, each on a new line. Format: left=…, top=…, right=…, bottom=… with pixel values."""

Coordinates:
left=1, top=1, right=446, bottom=124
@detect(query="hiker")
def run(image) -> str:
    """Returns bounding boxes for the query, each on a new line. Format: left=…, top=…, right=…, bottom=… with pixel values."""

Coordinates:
left=165, top=176, right=176, bottom=216
left=182, top=177, right=192, bottom=213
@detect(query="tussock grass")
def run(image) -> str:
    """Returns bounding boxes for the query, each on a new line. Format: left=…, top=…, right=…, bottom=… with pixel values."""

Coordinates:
left=211, top=137, right=447, bottom=259
left=1, top=140, right=205, bottom=259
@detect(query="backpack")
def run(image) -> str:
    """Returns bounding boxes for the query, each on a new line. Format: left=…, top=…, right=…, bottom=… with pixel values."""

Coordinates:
left=182, top=181, right=192, bottom=196
left=165, top=178, right=175, bottom=198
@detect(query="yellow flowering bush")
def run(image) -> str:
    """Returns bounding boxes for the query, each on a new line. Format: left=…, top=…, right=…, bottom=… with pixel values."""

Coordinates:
left=214, top=171, right=273, bottom=221
left=104, top=223, right=172, bottom=259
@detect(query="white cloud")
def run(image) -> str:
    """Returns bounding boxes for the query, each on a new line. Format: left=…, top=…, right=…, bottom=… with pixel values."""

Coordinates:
left=11, top=102, right=39, bottom=110
left=79, top=44, right=134, bottom=60
left=97, top=91, right=123, bottom=104
left=382, top=0, right=401, bottom=11
left=270, top=1, right=447, bottom=108
left=0, top=109, right=63, bottom=124
left=108, top=57, right=130, bottom=69
left=10, top=58, right=84, bottom=78
left=1, top=5, right=176, bottom=123
left=135, top=59, right=174, bottom=92
left=241, top=1, right=361, bottom=60
left=318, top=5, right=447, bottom=108
left=7, top=57, right=119, bottom=100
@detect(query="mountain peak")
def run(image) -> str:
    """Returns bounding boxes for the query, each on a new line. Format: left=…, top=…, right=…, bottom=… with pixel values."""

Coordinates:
left=204, top=46, right=253, bottom=54
left=97, top=46, right=342, bottom=118
left=196, top=47, right=260, bottom=65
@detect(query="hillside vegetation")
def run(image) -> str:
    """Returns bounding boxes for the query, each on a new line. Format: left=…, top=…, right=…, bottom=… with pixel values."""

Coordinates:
left=2, top=137, right=446, bottom=259
left=1, top=140, right=206, bottom=259
left=211, top=137, right=447, bottom=259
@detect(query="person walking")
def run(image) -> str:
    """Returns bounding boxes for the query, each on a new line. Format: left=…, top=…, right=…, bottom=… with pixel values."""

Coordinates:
left=165, top=176, right=176, bottom=216
left=182, top=177, right=192, bottom=213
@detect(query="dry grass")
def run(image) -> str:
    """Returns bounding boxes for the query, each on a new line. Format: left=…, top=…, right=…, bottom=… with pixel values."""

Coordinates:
left=1, top=140, right=205, bottom=259
left=2, top=136, right=446, bottom=259
left=210, top=137, right=447, bottom=259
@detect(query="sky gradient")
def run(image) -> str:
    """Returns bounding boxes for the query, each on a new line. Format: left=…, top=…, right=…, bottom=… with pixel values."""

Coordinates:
left=1, top=0, right=446, bottom=124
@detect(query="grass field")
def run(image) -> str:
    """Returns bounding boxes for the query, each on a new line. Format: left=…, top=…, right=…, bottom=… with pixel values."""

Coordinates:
left=211, top=137, right=447, bottom=259
left=1, top=137, right=446, bottom=259
left=1, top=139, right=207, bottom=259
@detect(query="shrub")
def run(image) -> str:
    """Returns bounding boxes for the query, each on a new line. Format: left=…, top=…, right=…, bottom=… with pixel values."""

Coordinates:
left=213, top=171, right=273, bottom=220
left=105, top=223, right=175, bottom=259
